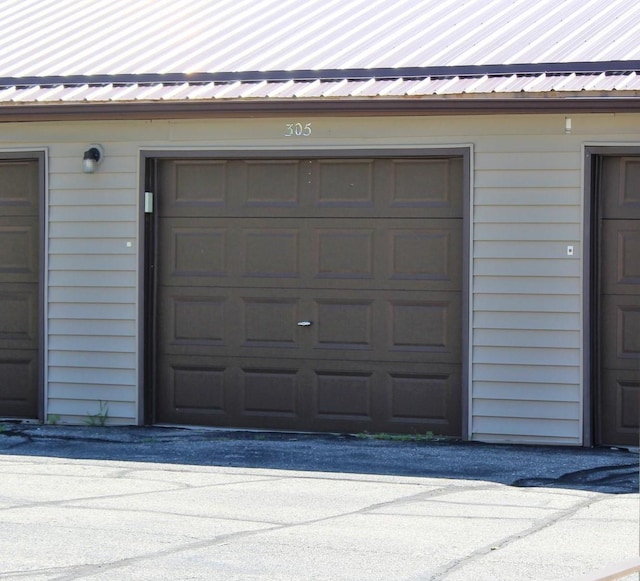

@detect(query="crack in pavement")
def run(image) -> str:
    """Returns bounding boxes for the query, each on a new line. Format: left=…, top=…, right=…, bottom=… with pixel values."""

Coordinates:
left=417, top=492, right=607, bottom=581
left=0, top=475, right=285, bottom=514
left=3, top=482, right=495, bottom=580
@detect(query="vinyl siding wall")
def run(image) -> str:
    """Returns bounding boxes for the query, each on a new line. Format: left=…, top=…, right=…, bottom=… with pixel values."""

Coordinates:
left=2, top=112, right=638, bottom=443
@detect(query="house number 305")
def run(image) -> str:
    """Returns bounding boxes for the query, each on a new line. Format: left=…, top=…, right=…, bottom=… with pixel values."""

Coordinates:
left=285, top=122, right=312, bottom=137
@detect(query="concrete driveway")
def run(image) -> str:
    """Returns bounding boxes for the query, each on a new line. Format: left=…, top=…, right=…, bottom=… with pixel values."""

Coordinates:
left=0, top=425, right=638, bottom=580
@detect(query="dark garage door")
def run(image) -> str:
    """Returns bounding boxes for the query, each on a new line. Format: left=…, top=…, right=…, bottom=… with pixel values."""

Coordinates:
left=599, top=156, right=640, bottom=446
left=0, top=158, right=40, bottom=418
left=154, top=154, right=464, bottom=435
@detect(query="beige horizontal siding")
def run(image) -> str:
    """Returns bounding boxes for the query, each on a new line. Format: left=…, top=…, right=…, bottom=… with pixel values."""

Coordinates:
left=474, top=382, right=580, bottom=402
left=475, top=188, right=582, bottom=205
left=473, top=417, right=579, bottom=439
left=474, top=311, right=580, bottom=330
left=48, top=367, right=136, bottom=385
left=49, top=271, right=135, bottom=287
left=474, top=170, right=580, bottom=188
left=474, top=329, right=580, bottom=349
left=474, top=293, right=580, bottom=311
left=49, top=286, right=134, bottom=303
left=474, top=346, right=580, bottom=366
left=475, top=206, right=580, bottom=223
left=46, top=398, right=136, bottom=426
left=472, top=433, right=580, bottom=445
left=475, top=259, right=580, bottom=277
left=2, top=112, right=634, bottom=439
left=44, top=138, right=139, bottom=424
left=477, top=152, right=581, bottom=171
left=472, top=125, right=583, bottom=444
left=474, top=276, right=580, bottom=294
left=49, top=255, right=137, bottom=271
left=49, top=206, right=133, bottom=222
left=48, top=351, right=136, bottom=369
left=49, top=221, right=136, bottom=238
left=48, top=384, right=136, bottom=402
left=49, top=335, right=137, bottom=352
left=474, top=223, right=581, bottom=240
left=474, top=399, right=581, bottom=420
left=52, top=190, right=135, bottom=206
left=474, top=364, right=580, bottom=384
left=475, top=242, right=582, bottom=260
left=48, top=318, right=135, bottom=336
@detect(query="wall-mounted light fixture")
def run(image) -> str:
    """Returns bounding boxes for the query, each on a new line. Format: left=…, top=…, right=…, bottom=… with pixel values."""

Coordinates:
left=564, top=117, right=572, bottom=134
left=82, top=144, right=104, bottom=173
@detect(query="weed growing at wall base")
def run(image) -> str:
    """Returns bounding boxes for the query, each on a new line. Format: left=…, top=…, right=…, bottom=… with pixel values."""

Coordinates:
left=84, top=401, right=109, bottom=427
left=356, top=431, right=443, bottom=443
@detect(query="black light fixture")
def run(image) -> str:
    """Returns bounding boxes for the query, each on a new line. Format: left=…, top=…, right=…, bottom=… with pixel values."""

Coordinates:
left=82, top=144, right=104, bottom=173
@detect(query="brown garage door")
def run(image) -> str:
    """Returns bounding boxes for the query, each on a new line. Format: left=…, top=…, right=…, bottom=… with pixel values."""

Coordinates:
left=0, top=158, right=40, bottom=418
left=599, top=156, right=640, bottom=446
left=153, top=154, right=464, bottom=435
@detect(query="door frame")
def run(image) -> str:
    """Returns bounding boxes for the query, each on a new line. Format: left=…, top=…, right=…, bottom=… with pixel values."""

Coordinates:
left=0, top=150, right=46, bottom=421
left=138, top=147, right=472, bottom=437
left=583, top=145, right=640, bottom=446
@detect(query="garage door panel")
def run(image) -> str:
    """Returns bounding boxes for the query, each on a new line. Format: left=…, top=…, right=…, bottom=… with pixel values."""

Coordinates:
left=313, top=371, right=375, bottom=421
left=163, top=294, right=227, bottom=348
left=159, top=290, right=305, bottom=358
left=312, top=157, right=463, bottom=217
left=0, top=160, right=39, bottom=215
left=242, top=298, right=300, bottom=348
left=389, top=297, right=461, bottom=357
left=160, top=217, right=461, bottom=291
left=155, top=155, right=463, bottom=434
left=389, top=157, right=463, bottom=215
left=602, top=157, right=640, bottom=220
left=389, top=225, right=462, bottom=285
left=157, top=352, right=461, bottom=434
left=159, top=159, right=229, bottom=212
left=157, top=358, right=462, bottom=432
left=160, top=288, right=460, bottom=363
left=160, top=159, right=311, bottom=217
left=308, top=363, right=461, bottom=434
left=600, top=370, right=640, bottom=445
left=245, top=160, right=304, bottom=207
left=171, top=363, right=226, bottom=412
left=159, top=157, right=462, bottom=219
left=0, top=158, right=39, bottom=419
left=157, top=357, right=305, bottom=429
left=0, top=351, right=38, bottom=417
left=601, top=296, right=640, bottom=371
left=316, top=159, right=374, bottom=207
left=243, top=228, right=300, bottom=278
left=601, top=222, right=640, bottom=293
left=598, top=155, right=640, bottom=446
left=156, top=358, right=229, bottom=425
left=241, top=367, right=300, bottom=418
left=315, top=228, right=374, bottom=280
left=0, top=284, right=39, bottom=349
left=0, top=219, right=39, bottom=282
left=158, top=220, right=229, bottom=283
left=389, top=366, right=461, bottom=434
left=314, top=299, right=373, bottom=351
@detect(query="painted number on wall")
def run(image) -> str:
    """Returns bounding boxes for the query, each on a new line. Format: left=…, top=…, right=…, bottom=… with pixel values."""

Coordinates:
left=285, top=122, right=312, bottom=137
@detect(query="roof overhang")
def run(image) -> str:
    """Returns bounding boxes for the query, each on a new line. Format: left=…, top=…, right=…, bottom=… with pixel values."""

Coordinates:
left=0, top=96, right=639, bottom=123
left=1, top=63, right=640, bottom=122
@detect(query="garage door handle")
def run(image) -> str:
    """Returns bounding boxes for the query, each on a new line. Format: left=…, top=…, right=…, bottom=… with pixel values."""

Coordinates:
left=297, top=321, right=313, bottom=327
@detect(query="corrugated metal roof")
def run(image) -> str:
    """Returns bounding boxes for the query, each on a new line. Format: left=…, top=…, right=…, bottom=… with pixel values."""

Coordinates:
left=0, top=0, right=640, bottom=109
left=1, top=0, right=640, bottom=79
left=1, top=72, right=639, bottom=105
